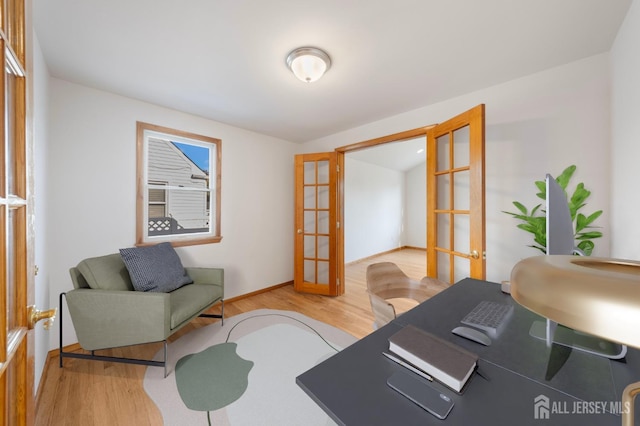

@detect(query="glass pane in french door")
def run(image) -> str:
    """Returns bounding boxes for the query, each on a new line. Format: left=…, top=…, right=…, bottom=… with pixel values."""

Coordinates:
left=295, top=152, right=337, bottom=296
left=428, top=105, right=487, bottom=281
left=303, top=159, right=330, bottom=286
left=434, top=124, right=472, bottom=283
left=2, top=30, right=31, bottom=423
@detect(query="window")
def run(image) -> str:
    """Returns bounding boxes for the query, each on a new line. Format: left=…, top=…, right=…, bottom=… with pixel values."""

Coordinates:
left=136, top=122, right=222, bottom=246
left=148, top=180, right=168, bottom=219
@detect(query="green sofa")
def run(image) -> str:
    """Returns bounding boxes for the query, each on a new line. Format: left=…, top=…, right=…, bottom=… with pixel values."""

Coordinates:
left=59, top=252, right=224, bottom=376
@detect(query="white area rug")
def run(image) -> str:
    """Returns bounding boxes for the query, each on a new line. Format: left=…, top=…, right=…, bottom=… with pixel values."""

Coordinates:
left=144, top=309, right=357, bottom=425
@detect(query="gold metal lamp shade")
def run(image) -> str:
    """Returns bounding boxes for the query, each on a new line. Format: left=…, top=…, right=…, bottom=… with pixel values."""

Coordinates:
left=511, top=255, right=640, bottom=426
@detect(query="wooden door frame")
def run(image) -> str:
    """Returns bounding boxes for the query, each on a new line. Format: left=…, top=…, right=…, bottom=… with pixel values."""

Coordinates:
left=334, top=126, right=435, bottom=285
left=26, top=0, right=37, bottom=420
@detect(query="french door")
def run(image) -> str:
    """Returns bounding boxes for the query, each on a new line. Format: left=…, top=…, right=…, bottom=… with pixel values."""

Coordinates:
left=427, top=104, right=486, bottom=283
left=293, top=105, right=485, bottom=295
left=0, top=0, right=35, bottom=423
left=293, top=153, right=341, bottom=296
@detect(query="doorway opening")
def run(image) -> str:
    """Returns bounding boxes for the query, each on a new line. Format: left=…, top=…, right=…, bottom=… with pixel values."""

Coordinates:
left=342, top=134, right=430, bottom=280
left=294, top=104, right=486, bottom=297
left=336, top=127, right=434, bottom=301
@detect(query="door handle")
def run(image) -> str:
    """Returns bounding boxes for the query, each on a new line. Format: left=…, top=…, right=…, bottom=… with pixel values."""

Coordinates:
left=469, top=250, right=486, bottom=260
left=27, top=306, right=57, bottom=330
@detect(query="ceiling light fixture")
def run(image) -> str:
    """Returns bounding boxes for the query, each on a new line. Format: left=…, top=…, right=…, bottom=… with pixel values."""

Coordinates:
left=286, top=47, right=331, bottom=83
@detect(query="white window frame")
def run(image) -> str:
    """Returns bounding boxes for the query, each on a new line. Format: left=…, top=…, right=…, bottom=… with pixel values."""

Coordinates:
left=136, top=122, right=222, bottom=246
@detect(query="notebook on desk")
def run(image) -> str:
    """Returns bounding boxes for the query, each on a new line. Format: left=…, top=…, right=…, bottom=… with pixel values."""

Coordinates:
left=388, top=324, right=478, bottom=393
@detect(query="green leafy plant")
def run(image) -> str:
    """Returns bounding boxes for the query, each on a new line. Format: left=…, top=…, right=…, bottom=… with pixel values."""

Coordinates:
left=503, top=165, right=603, bottom=255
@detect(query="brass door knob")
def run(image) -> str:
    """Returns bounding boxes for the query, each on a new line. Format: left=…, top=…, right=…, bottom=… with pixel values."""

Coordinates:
left=27, top=306, right=57, bottom=330
left=469, top=250, right=486, bottom=260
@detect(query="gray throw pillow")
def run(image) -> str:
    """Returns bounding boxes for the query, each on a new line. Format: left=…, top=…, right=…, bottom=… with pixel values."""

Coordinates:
left=119, top=242, right=193, bottom=292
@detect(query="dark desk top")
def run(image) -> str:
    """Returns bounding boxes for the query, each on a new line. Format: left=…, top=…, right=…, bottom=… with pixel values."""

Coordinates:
left=297, top=278, right=640, bottom=425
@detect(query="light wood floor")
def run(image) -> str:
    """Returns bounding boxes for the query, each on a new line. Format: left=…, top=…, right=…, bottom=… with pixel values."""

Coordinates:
left=35, top=248, right=431, bottom=425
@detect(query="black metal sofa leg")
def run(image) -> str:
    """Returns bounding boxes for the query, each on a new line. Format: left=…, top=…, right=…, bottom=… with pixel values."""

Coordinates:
left=199, top=299, right=225, bottom=325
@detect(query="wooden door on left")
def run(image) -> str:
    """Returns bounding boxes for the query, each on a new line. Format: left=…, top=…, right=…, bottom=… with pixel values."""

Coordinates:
left=0, top=0, right=37, bottom=423
left=294, top=153, right=342, bottom=296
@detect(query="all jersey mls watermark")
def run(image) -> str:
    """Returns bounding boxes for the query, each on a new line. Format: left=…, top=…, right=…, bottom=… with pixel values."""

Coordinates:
left=534, top=394, right=630, bottom=420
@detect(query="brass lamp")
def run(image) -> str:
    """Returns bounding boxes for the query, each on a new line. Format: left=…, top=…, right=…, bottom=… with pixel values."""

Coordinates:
left=510, top=255, right=640, bottom=426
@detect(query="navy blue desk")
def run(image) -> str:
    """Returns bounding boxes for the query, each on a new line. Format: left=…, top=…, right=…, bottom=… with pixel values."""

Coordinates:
left=297, top=278, right=640, bottom=425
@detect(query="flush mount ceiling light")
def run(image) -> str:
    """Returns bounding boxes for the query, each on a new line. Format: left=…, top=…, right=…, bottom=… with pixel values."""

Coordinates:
left=286, top=47, right=331, bottom=83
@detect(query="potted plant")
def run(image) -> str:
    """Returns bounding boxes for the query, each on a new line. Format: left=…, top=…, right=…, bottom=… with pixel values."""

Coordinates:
left=503, top=165, right=602, bottom=255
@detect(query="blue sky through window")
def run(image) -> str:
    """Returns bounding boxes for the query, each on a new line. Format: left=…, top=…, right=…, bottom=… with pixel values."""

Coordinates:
left=173, top=142, right=209, bottom=172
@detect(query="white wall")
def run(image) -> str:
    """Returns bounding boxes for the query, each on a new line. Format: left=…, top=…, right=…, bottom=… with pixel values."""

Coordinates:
left=305, top=54, right=612, bottom=284
left=343, top=158, right=426, bottom=263
left=48, top=79, right=297, bottom=348
left=33, top=33, right=50, bottom=394
left=611, top=0, right=640, bottom=260
left=344, top=157, right=404, bottom=262
left=404, top=162, right=427, bottom=248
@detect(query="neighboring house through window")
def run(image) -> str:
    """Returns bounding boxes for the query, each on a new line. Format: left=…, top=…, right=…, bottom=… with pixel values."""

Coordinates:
left=136, top=122, right=222, bottom=246
left=148, top=180, right=168, bottom=219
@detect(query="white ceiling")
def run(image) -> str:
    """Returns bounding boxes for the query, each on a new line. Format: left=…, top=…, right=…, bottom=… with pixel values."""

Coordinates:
left=347, top=137, right=426, bottom=172
left=34, top=0, right=631, bottom=145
